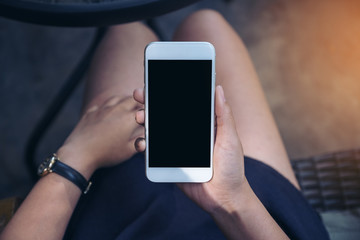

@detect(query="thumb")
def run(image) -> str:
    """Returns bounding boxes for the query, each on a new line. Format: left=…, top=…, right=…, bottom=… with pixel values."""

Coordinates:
left=215, top=85, right=241, bottom=148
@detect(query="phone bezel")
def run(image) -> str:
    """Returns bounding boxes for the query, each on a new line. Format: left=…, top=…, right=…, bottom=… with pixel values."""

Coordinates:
left=144, top=41, right=215, bottom=183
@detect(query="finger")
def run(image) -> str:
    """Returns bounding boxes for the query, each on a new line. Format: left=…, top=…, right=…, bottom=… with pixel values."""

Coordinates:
left=214, top=113, right=217, bottom=128
left=133, top=88, right=145, bottom=104
left=130, top=124, right=145, bottom=142
left=215, top=85, right=240, bottom=144
left=134, top=137, right=146, bottom=152
left=135, top=109, right=145, bottom=125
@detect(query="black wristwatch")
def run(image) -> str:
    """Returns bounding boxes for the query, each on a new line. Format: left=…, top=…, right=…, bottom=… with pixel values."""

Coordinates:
left=37, top=154, right=92, bottom=194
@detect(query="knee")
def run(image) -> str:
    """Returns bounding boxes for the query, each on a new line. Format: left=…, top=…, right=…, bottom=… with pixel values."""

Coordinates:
left=174, top=9, right=228, bottom=40
left=107, top=22, right=158, bottom=41
left=186, top=9, right=225, bottom=24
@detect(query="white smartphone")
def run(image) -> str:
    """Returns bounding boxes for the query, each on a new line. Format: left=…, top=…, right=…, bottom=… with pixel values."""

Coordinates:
left=144, top=41, right=216, bottom=182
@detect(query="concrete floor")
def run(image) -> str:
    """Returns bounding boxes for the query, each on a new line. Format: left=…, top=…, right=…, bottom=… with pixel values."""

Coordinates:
left=0, top=0, right=360, bottom=199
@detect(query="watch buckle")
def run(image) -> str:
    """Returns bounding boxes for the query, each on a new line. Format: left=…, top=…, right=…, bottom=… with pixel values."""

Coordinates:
left=38, top=154, right=57, bottom=177
left=83, top=181, right=92, bottom=194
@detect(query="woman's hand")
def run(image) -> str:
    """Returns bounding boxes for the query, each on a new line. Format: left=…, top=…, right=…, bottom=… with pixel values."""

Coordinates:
left=133, top=85, right=247, bottom=214
left=0, top=95, right=145, bottom=240
left=58, top=96, right=144, bottom=179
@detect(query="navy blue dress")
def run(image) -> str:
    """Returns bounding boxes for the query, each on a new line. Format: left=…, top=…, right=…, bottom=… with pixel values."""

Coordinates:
left=65, top=154, right=329, bottom=240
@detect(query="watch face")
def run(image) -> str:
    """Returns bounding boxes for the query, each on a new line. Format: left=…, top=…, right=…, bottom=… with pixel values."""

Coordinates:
left=37, top=156, right=56, bottom=176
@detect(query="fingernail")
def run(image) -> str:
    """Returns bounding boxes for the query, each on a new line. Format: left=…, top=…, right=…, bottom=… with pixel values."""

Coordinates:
left=217, top=85, right=226, bottom=102
left=134, top=137, right=146, bottom=152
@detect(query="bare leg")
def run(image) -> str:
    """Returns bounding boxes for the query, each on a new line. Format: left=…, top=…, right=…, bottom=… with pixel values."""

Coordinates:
left=173, top=10, right=299, bottom=188
left=83, top=23, right=158, bottom=110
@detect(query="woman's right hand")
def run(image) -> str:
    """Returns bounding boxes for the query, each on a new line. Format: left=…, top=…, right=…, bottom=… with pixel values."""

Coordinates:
left=133, top=85, right=249, bottom=214
left=57, top=96, right=143, bottom=179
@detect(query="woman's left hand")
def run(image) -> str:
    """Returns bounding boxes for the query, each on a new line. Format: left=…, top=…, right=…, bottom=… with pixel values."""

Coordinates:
left=133, top=86, right=247, bottom=214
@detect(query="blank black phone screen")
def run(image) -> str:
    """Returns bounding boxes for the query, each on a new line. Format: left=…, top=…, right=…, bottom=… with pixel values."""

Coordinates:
left=148, top=60, right=212, bottom=167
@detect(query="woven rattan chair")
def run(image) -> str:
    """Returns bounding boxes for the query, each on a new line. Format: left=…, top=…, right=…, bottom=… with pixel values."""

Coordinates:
left=292, top=148, right=360, bottom=212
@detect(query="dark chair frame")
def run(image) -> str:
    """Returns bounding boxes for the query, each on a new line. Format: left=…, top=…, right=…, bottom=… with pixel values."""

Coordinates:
left=0, top=0, right=200, bottom=27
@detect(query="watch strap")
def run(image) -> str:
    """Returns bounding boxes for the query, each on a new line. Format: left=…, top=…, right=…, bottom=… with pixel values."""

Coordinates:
left=52, top=159, right=92, bottom=194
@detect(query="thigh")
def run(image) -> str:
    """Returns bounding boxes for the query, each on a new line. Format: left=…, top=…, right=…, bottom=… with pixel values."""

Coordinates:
left=83, top=22, right=158, bottom=111
left=173, top=10, right=299, bottom=188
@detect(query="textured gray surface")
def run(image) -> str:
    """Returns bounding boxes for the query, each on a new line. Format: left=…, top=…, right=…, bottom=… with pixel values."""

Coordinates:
left=321, top=207, right=360, bottom=240
left=1, top=0, right=360, bottom=200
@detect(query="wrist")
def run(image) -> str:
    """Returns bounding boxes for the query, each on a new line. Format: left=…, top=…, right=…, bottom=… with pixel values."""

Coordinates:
left=208, top=179, right=289, bottom=240
left=210, top=179, right=255, bottom=218
left=56, top=146, right=97, bottom=181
